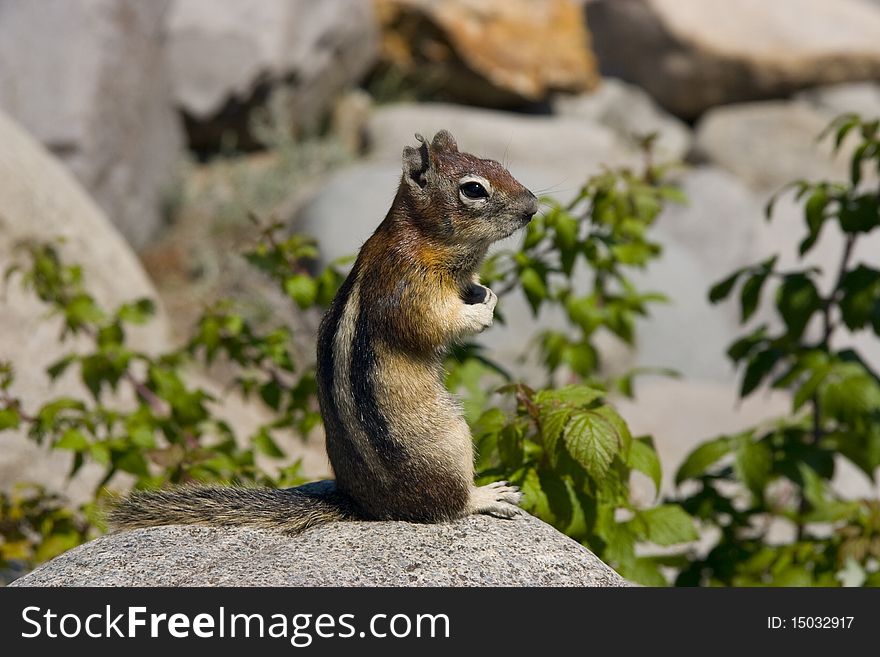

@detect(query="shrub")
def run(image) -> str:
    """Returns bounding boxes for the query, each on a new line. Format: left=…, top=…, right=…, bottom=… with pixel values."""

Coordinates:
left=673, top=115, right=880, bottom=586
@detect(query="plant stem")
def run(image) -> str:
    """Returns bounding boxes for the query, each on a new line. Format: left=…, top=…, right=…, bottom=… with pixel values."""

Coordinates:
left=799, top=233, right=857, bottom=540
left=123, top=370, right=168, bottom=416
left=0, top=390, right=36, bottom=424
left=820, top=233, right=856, bottom=347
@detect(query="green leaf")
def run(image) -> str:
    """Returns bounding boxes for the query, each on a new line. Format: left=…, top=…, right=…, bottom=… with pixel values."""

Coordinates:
left=776, top=274, right=821, bottom=340
left=33, top=398, right=85, bottom=428
left=709, top=269, right=745, bottom=303
left=740, top=270, right=770, bottom=322
left=834, top=422, right=880, bottom=479
left=628, top=437, right=662, bottom=495
left=839, top=195, right=878, bottom=234
left=0, top=407, right=21, bottom=430
left=772, top=565, right=814, bottom=587
left=658, top=185, right=688, bottom=205
left=798, top=463, right=853, bottom=522
left=472, top=408, right=506, bottom=438
left=538, top=405, right=571, bottom=464
left=619, top=557, right=668, bottom=587
left=825, top=114, right=859, bottom=151
left=519, top=267, right=547, bottom=314
left=764, top=190, right=780, bottom=220
left=55, top=429, right=89, bottom=451
left=522, top=216, right=546, bottom=249
left=563, top=407, right=623, bottom=481
left=498, top=423, right=524, bottom=468
left=534, top=384, right=604, bottom=408
left=259, top=380, right=282, bottom=411
left=839, top=265, right=880, bottom=331
left=560, top=343, right=598, bottom=378
left=80, top=356, right=105, bottom=399
left=850, top=142, right=869, bottom=187
left=253, top=428, right=285, bottom=458
left=734, top=438, right=772, bottom=496
left=96, top=323, right=124, bottom=348
left=519, top=468, right=548, bottom=517
left=740, top=348, right=781, bottom=397
left=636, top=505, right=698, bottom=546
left=316, top=266, right=345, bottom=307
left=539, top=471, right=577, bottom=530
left=473, top=408, right=507, bottom=436
left=675, top=436, right=736, bottom=484
left=65, top=293, right=105, bottom=328
left=793, top=363, right=831, bottom=411
left=285, top=274, right=318, bottom=309
left=33, top=532, right=83, bottom=564
left=129, top=425, right=157, bottom=449
left=820, top=362, right=880, bottom=422
left=521, top=469, right=577, bottom=531
left=564, top=295, right=602, bottom=334
left=605, top=305, right=636, bottom=345
left=594, top=404, right=632, bottom=456
left=46, top=355, right=76, bottom=381
left=726, top=325, right=767, bottom=363
left=115, top=450, right=150, bottom=477
left=611, top=242, right=652, bottom=265
left=89, top=442, right=111, bottom=466
left=554, top=213, right=579, bottom=274
left=800, top=188, right=830, bottom=255
left=117, top=298, right=156, bottom=325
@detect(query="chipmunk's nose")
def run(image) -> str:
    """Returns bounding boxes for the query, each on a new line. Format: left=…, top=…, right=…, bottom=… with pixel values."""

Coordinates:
left=522, top=191, right=539, bottom=222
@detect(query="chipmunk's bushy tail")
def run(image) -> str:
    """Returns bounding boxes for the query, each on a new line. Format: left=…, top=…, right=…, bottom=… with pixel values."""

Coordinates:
left=108, top=481, right=360, bottom=535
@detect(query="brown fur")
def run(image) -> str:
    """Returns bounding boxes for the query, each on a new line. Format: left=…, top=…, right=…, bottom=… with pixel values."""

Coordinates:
left=110, top=130, right=538, bottom=534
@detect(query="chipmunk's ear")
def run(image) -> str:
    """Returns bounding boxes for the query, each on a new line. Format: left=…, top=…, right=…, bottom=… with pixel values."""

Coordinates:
left=431, top=129, right=458, bottom=153
left=402, top=133, right=431, bottom=191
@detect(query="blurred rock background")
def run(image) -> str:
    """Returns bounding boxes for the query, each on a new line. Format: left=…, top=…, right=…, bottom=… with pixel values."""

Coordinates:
left=1, top=0, right=879, bottom=504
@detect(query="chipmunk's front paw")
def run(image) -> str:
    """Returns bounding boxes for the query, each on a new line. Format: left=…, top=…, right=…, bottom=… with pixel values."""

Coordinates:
left=461, top=285, right=497, bottom=332
left=469, top=481, right=524, bottom=519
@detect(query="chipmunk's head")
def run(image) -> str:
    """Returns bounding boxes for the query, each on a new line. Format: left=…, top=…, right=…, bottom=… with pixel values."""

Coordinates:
left=400, top=130, right=539, bottom=246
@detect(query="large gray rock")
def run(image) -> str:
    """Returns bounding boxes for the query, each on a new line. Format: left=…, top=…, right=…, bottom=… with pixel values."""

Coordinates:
left=9, top=513, right=628, bottom=586
left=694, top=101, right=857, bottom=193
left=693, top=100, right=880, bottom=375
left=553, top=77, right=693, bottom=161
left=0, top=0, right=183, bottom=249
left=796, top=81, right=880, bottom=120
left=0, top=109, right=172, bottom=500
left=366, top=102, right=639, bottom=175
left=627, top=167, right=764, bottom=382
left=0, top=110, right=328, bottom=503
left=295, top=162, right=401, bottom=265
left=167, top=0, right=379, bottom=149
left=586, top=0, right=880, bottom=118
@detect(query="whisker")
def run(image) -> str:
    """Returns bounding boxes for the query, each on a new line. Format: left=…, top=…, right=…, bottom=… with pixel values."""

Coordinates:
left=532, top=181, right=578, bottom=196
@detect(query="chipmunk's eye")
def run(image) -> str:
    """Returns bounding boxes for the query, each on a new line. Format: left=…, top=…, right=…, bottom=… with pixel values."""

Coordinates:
left=460, top=181, right=489, bottom=199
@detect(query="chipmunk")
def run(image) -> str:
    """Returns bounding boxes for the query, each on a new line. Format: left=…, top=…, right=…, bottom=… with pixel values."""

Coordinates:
left=110, top=130, right=539, bottom=534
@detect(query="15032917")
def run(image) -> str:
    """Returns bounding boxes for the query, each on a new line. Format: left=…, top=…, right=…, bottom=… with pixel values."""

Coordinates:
left=768, top=617, right=854, bottom=629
